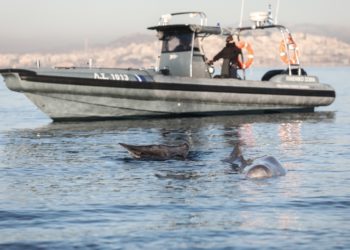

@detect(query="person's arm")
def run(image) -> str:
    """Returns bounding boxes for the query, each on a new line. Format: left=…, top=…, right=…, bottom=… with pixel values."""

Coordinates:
left=213, top=48, right=224, bottom=62
left=208, top=48, right=224, bottom=65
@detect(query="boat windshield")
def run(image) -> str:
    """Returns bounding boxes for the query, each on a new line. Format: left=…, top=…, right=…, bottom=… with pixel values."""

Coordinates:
left=161, top=33, right=199, bottom=53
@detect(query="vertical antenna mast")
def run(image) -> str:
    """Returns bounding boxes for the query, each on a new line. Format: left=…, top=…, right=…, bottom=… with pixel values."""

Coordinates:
left=275, top=0, right=280, bottom=24
left=239, top=0, right=245, bottom=27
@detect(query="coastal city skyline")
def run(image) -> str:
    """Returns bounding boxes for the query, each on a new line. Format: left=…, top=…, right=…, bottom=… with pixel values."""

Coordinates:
left=0, top=0, right=349, bottom=52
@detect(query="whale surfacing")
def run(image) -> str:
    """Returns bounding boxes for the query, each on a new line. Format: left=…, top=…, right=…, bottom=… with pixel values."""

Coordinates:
left=225, top=147, right=287, bottom=179
left=119, top=142, right=189, bottom=160
left=243, top=156, right=287, bottom=179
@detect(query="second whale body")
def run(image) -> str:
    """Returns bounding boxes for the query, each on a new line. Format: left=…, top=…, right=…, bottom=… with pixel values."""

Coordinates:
left=224, top=146, right=287, bottom=179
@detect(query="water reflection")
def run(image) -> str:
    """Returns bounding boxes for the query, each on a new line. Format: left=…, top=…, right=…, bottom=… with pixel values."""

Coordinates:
left=279, top=122, right=302, bottom=149
left=6, top=111, right=334, bottom=134
left=238, top=124, right=256, bottom=147
left=0, top=112, right=335, bottom=167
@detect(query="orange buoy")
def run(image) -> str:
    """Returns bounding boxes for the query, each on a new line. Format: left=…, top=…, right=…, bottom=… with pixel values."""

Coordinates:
left=280, top=36, right=299, bottom=64
left=236, top=41, right=254, bottom=69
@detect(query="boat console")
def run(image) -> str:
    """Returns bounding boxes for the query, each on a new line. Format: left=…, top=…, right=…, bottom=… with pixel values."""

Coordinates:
left=149, top=11, right=304, bottom=81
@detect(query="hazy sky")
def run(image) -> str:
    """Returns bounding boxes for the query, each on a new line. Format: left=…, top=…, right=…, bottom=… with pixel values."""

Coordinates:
left=0, top=0, right=349, bottom=52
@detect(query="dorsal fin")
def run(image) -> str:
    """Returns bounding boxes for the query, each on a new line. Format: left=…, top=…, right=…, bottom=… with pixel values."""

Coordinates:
left=229, top=145, right=242, bottom=159
left=223, top=145, right=244, bottom=164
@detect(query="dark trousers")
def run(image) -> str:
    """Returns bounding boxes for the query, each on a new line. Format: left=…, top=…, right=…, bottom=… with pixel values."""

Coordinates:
left=221, top=59, right=238, bottom=79
left=230, top=65, right=238, bottom=79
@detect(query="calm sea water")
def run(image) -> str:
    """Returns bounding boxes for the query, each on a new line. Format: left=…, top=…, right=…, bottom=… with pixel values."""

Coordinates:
left=0, top=68, right=349, bottom=249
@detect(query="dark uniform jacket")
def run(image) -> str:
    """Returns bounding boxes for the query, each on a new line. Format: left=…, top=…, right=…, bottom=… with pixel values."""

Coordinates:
left=213, top=43, right=242, bottom=78
left=213, top=42, right=242, bottom=64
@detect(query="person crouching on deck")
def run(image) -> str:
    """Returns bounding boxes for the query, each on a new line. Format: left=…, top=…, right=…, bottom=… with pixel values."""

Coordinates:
left=208, top=35, right=242, bottom=79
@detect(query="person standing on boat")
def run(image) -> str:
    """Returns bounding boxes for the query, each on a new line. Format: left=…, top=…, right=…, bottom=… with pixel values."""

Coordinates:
left=209, top=35, right=242, bottom=78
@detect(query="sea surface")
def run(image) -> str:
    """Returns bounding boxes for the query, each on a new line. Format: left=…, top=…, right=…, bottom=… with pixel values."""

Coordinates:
left=0, top=68, right=349, bottom=249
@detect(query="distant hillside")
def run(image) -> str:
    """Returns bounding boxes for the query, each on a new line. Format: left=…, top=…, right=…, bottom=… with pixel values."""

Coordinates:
left=291, top=24, right=350, bottom=44
left=106, top=33, right=155, bottom=48
left=1, top=31, right=350, bottom=68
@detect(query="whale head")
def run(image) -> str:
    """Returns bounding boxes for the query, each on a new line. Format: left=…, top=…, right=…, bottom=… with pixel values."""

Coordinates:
left=244, top=164, right=273, bottom=179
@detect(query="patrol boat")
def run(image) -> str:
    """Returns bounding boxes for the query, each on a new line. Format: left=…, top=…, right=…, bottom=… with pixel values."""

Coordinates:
left=0, top=11, right=335, bottom=121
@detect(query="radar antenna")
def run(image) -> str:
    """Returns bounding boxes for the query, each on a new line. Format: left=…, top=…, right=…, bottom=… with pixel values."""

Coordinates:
left=239, top=0, right=281, bottom=26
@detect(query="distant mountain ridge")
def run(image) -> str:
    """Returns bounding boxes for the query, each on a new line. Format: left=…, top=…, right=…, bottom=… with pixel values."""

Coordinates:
left=1, top=27, right=350, bottom=68
left=106, top=33, right=155, bottom=48
left=291, top=24, right=350, bottom=44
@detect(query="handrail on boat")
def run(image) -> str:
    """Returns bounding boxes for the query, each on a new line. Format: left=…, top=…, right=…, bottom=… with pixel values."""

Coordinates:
left=234, top=24, right=302, bottom=77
